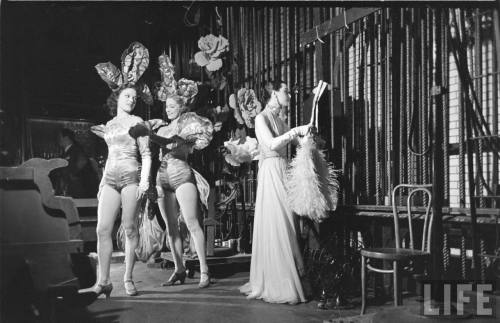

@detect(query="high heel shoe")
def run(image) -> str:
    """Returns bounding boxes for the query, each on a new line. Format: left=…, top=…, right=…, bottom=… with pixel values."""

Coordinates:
left=161, top=271, right=186, bottom=286
left=198, top=271, right=210, bottom=289
left=94, top=283, right=113, bottom=299
left=124, top=280, right=138, bottom=296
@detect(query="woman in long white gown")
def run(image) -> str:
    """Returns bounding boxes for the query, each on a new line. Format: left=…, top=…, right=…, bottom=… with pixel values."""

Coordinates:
left=240, top=82, right=311, bottom=304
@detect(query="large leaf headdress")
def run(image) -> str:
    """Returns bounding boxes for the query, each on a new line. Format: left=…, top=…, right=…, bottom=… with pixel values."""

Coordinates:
left=95, top=42, right=153, bottom=105
left=154, top=53, right=198, bottom=105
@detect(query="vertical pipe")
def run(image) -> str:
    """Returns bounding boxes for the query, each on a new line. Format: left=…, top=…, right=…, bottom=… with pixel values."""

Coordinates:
left=492, top=10, right=499, bottom=209
left=471, top=9, right=484, bottom=207
left=261, top=7, right=265, bottom=82
left=458, top=8, right=480, bottom=281
left=386, top=8, right=393, bottom=199
left=302, top=8, right=308, bottom=126
left=352, top=19, right=358, bottom=203
left=255, top=8, right=261, bottom=95
left=285, top=7, right=291, bottom=87
left=406, top=9, right=412, bottom=187
left=329, top=7, right=336, bottom=152
left=264, top=7, right=268, bottom=84
left=274, top=7, right=280, bottom=82
left=305, top=8, right=312, bottom=94
left=370, top=12, right=376, bottom=203
left=411, top=8, right=418, bottom=187
left=363, top=17, right=371, bottom=200
left=466, top=92, right=480, bottom=281
left=431, top=7, right=445, bottom=300
left=342, top=9, right=349, bottom=203
left=399, top=8, right=407, bottom=205
left=282, top=7, right=286, bottom=85
left=226, top=7, right=232, bottom=88
left=474, top=8, right=485, bottom=208
left=294, top=8, right=300, bottom=128
left=262, top=8, right=266, bottom=81
left=251, top=7, right=255, bottom=89
left=289, top=8, right=295, bottom=127
left=442, top=9, right=450, bottom=206
left=381, top=9, right=388, bottom=203
left=241, top=8, right=247, bottom=87
left=375, top=11, right=382, bottom=205
left=247, top=8, right=251, bottom=87
left=457, top=20, right=466, bottom=208
left=358, top=19, right=364, bottom=201
left=423, top=8, right=430, bottom=189
left=418, top=7, right=424, bottom=189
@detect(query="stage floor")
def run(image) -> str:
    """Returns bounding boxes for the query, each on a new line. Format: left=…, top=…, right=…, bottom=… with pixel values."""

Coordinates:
left=66, top=261, right=499, bottom=323
left=78, top=261, right=331, bottom=323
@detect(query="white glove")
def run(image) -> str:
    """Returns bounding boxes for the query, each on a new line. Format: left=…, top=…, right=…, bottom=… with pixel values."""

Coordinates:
left=269, top=125, right=309, bottom=151
left=291, top=124, right=311, bottom=137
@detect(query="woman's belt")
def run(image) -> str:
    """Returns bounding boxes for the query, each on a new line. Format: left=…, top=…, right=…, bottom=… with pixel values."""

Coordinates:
left=259, top=151, right=284, bottom=159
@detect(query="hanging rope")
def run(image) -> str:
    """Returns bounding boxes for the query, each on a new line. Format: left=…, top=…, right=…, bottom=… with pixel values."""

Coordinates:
left=183, top=1, right=198, bottom=27
left=461, top=234, right=467, bottom=279
left=443, top=232, right=450, bottom=274
left=408, top=100, right=432, bottom=156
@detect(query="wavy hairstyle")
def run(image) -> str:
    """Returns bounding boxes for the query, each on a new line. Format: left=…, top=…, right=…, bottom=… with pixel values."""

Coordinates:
left=105, top=83, right=140, bottom=117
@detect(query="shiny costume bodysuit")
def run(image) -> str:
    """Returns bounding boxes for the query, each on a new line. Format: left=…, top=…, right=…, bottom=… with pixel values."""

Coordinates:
left=155, top=120, right=195, bottom=193
left=100, top=115, right=151, bottom=194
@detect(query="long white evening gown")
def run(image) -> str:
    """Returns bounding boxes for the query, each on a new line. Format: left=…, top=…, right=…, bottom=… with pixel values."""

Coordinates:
left=239, top=108, right=306, bottom=304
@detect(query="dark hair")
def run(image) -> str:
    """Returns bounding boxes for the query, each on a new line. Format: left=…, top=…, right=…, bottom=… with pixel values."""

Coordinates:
left=59, top=128, right=76, bottom=143
left=105, top=83, right=139, bottom=116
left=261, top=80, right=286, bottom=106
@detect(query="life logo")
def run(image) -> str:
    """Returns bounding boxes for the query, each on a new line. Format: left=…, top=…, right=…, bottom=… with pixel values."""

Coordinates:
left=421, top=280, right=497, bottom=317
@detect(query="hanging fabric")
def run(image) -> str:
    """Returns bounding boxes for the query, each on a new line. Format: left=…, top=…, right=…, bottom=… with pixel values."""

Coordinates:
left=117, top=199, right=165, bottom=262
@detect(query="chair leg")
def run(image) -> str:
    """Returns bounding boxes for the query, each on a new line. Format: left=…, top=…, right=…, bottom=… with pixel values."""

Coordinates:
left=361, top=255, right=366, bottom=315
left=393, top=260, right=402, bottom=306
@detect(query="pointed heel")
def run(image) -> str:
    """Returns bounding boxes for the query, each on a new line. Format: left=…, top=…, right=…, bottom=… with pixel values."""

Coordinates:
left=94, top=283, right=113, bottom=299
left=161, top=271, right=187, bottom=286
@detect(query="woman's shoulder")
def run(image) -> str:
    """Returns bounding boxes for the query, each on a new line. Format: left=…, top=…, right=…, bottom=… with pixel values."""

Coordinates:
left=130, top=115, right=144, bottom=123
left=105, top=116, right=116, bottom=126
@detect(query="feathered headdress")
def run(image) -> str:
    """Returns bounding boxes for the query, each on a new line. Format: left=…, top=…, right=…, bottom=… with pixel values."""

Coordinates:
left=95, top=42, right=153, bottom=105
left=155, top=53, right=198, bottom=104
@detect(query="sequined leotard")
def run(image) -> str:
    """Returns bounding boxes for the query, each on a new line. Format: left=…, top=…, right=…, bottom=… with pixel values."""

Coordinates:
left=100, top=115, right=151, bottom=194
left=155, top=118, right=195, bottom=192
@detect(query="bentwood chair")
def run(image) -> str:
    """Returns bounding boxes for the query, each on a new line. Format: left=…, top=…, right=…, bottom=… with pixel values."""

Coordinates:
left=360, top=184, right=433, bottom=314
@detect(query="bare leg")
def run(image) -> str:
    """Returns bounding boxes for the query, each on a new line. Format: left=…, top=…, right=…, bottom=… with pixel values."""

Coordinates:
left=96, top=185, right=121, bottom=285
left=121, top=184, right=140, bottom=282
left=176, top=183, right=208, bottom=274
left=158, top=191, right=185, bottom=273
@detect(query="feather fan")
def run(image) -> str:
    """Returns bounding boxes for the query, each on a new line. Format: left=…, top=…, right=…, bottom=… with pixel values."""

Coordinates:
left=286, top=135, right=339, bottom=222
